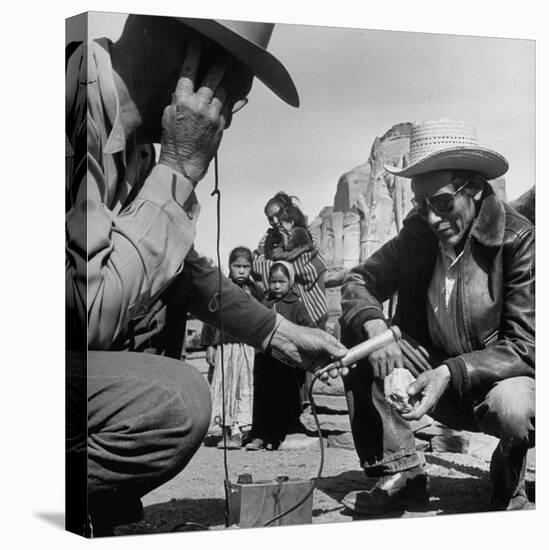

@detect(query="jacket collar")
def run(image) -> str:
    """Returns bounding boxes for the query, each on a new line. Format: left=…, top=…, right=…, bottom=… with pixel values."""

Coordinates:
left=469, top=184, right=506, bottom=247
left=403, top=182, right=506, bottom=248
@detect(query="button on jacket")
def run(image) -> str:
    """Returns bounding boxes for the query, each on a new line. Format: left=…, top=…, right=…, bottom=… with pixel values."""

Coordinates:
left=341, top=183, right=535, bottom=401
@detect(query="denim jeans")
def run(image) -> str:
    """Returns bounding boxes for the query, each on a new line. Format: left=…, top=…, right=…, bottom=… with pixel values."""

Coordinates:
left=343, top=335, right=535, bottom=476
left=66, top=350, right=211, bottom=534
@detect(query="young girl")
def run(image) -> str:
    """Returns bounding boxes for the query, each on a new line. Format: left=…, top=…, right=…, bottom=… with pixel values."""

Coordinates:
left=246, top=261, right=313, bottom=451
left=201, top=247, right=263, bottom=449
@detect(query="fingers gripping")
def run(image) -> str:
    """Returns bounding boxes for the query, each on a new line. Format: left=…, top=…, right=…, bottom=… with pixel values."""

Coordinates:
left=174, top=39, right=201, bottom=98
left=198, top=59, right=229, bottom=104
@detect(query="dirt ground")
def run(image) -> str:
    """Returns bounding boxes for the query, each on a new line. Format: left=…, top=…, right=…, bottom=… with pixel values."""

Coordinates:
left=115, top=357, right=536, bottom=536
left=116, top=435, right=535, bottom=536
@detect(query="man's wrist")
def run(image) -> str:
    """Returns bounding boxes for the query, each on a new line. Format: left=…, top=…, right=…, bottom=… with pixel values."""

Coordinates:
left=363, top=318, right=390, bottom=339
left=437, top=364, right=451, bottom=385
left=157, top=156, right=199, bottom=187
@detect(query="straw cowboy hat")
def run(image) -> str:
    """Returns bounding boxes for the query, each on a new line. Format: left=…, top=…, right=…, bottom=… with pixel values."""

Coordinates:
left=384, top=118, right=508, bottom=180
left=179, top=18, right=299, bottom=107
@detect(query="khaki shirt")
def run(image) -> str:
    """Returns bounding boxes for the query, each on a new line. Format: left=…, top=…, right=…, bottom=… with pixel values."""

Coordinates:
left=66, top=39, right=276, bottom=353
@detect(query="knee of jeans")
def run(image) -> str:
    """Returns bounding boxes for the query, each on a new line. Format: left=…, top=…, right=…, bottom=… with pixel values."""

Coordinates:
left=170, top=367, right=212, bottom=446
left=138, top=366, right=211, bottom=482
left=481, top=378, right=535, bottom=444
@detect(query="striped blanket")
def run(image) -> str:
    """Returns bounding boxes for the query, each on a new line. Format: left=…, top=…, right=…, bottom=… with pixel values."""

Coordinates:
left=253, top=233, right=328, bottom=325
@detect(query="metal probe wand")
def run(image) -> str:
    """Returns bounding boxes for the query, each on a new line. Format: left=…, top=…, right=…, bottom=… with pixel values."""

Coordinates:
left=315, top=325, right=402, bottom=378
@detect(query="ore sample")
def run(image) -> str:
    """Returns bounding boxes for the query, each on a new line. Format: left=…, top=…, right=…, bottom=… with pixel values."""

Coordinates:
left=384, top=368, right=418, bottom=414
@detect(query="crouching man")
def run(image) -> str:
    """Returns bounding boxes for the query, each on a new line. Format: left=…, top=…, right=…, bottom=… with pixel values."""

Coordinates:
left=339, top=118, right=535, bottom=515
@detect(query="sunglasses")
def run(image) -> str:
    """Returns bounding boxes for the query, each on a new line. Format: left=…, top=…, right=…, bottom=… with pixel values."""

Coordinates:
left=411, top=181, right=470, bottom=217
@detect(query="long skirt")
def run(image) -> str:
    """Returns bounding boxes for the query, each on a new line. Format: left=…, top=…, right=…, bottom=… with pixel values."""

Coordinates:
left=210, top=342, right=255, bottom=429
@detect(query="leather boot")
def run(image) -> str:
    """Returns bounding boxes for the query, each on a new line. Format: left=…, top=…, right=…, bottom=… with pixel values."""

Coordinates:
left=342, top=465, right=429, bottom=515
left=489, top=442, right=533, bottom=511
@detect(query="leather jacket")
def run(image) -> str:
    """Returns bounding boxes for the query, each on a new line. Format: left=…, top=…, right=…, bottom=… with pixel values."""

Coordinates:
left=340, top=183, right=535, bottom=402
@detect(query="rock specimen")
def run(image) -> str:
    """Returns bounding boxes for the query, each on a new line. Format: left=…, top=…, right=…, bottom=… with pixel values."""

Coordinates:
left=384, top=367, right=418, bottom=414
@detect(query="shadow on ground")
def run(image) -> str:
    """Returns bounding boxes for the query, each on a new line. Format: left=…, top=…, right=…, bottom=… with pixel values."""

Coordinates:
left=116, top=498, right=226, bottom=535
left=312, top=453, right=534, bottom=521
left=34, top=512, right=65, bottom=530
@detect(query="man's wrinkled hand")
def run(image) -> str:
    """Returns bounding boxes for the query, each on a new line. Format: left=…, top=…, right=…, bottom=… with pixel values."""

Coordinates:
left=158, top=39, right=230, bottom=183
left=363, top=319, right=403, bottom=379
left=401, top=365, right=451, bottom=421
left=269, top=319, right=348, bottom=379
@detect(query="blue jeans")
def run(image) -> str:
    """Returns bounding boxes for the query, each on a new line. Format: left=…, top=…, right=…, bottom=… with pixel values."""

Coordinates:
left=66, top=350, right=211, bottom=533
left=343, top=336, right=535, bottom=476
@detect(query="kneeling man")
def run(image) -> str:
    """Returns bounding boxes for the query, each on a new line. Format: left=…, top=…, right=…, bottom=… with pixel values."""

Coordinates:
left=340, top=118, right=535, bottom=515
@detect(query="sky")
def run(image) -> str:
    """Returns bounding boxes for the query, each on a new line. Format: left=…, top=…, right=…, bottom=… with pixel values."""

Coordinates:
left=86, top=11, right=535, bottom=266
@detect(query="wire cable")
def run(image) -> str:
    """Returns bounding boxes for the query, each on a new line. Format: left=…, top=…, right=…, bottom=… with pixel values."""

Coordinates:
left=262, top=369, right=326, bottom=526
left=210, top=154, right=232, bottom=528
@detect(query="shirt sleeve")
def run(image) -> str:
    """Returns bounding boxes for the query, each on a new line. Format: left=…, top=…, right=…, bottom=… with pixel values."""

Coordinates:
left=65, top=43, right=201, bottom=349
left=340, top=235, right=401, bottom=338
left=66, top=162, right=200, bottom=349
left=184, top=249, right=278, bottom=349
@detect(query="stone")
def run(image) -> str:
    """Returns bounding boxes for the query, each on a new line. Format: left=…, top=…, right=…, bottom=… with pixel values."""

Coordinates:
left=278, top=434, right=325, bottom=451
left=332, top=211, right=344, bottom=268
left=334, top=161, right=370, bottom=213
left=413, top=420, right=471, bottom=454
left=414, top=421, right=465, bottom=440
left=510, top=186, right=535, bottom=224
left=299, top=412, right=351, bottom=435
left=409, top=415, right=433, bottom=434
left=310, top=395, right=349, bottom=414
left=468, top=432, right=498, bottom=462
left=415, top=438, right=430, bottom=452
left=431, top=434, right=470, bottom=454
left=342, top=211, right=361, bottom=269
left=311, top=374, right=346, bottom=396
left=327, top=432, right=355, bottom=450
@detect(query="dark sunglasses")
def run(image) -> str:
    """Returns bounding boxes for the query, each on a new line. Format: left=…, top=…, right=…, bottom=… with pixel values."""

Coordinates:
left=411, top=181, right=470, bottom=217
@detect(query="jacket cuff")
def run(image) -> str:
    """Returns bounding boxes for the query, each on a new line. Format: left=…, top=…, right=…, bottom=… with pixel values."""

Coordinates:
left=445, top=357, right=470, bottom=399
left=261, top=314, right=285, bottom=351
left=349, top=308, right=388, bottom=338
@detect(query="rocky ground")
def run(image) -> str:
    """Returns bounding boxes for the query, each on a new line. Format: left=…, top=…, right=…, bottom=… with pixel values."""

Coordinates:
left=116, top=355, right=535, bottom=536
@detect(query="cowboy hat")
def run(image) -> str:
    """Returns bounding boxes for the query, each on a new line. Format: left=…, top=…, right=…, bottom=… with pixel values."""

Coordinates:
left=384, top=118, right=508, bottom=179
left=178, top=18, right=299, bottom=108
